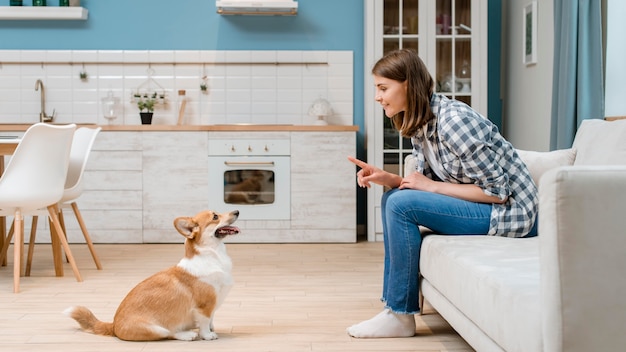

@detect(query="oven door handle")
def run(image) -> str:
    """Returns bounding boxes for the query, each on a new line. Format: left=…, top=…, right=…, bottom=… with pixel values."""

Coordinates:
left=224, top=161, right=275, bottom=167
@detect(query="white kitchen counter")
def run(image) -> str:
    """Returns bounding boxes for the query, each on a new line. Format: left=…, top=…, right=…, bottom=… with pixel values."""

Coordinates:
left=0, top=127, right=358, bottom=244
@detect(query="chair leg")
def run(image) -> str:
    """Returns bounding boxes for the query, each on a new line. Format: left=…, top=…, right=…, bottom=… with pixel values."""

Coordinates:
left=48, top=215, right=64, bottom=277
left=57, top=208, right=69, bottom=263
left=71, top=202, right=102, bottom=270
left=47, top=205, right=82, bottom=282
left=25, top=216, right=38, bottom=277
left=0, top=216, right=5, bottom=267
left=13, top=211, right=23, bottom=293
left=0, top=221, right=14, bottom=266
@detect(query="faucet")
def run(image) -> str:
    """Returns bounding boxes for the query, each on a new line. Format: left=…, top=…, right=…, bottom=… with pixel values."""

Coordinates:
left=34, top=79, right=54, bottom=123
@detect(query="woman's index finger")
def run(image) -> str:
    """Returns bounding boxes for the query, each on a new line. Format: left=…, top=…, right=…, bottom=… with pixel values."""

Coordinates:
left=347, top=156, right=368, bottom=169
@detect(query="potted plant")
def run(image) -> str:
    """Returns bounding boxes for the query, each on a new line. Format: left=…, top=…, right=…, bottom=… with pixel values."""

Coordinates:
left=135, top=92, right=157, bottom=124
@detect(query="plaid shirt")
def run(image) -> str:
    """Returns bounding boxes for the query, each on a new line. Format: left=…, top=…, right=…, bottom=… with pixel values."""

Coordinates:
left=409, top=94, right=538, bottom=237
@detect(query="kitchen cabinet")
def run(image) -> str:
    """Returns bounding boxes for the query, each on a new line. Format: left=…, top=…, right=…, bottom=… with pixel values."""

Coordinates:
left=364, top=0, right=488, bottom=241
left=74, top=132, right=144, bottom=243
left=142, top=132, right=210, bottom=242
left=56, top=131, right=210, bottom=244
left=68, top=130, right=356, bottom=244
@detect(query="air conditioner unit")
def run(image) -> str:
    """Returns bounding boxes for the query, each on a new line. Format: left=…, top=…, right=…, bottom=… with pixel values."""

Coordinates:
left=216, top=1, right=298, bottom=16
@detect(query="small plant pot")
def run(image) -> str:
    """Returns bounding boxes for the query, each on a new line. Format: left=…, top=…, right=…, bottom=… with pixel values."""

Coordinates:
left=140, top=112, right=153, bottom=125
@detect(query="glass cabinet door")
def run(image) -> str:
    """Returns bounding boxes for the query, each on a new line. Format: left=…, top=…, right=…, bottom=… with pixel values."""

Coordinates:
left=383, top=0, right=419, bottom=52
left=381, top=0, right=419, bottom=191
left=435, top=0, right=472, bottom=106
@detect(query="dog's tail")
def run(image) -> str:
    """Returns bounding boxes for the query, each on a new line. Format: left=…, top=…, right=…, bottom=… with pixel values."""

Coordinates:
left=63, top=306, right=115, bottom=337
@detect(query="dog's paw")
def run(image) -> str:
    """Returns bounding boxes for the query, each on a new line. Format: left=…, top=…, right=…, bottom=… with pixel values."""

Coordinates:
left=201, top=331, right=219, bottom=340
left=173, top=330, right=199, bottom=341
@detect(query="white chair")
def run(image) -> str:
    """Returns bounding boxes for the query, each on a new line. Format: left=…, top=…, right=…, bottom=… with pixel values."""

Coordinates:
left=0, top=123, right=79, bottom=293
left=24, top=127, right=103, bottom=275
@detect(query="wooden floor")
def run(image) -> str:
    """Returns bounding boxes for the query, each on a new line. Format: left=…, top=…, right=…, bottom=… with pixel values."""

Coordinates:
left=0, top=241, right=473, bottom=352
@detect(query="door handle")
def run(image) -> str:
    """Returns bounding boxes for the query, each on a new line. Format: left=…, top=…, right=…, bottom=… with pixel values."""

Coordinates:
left=224, top=161, right=275, bottom=166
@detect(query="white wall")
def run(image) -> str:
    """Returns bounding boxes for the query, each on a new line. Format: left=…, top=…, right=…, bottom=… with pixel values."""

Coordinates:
left=504, top=0, right=625, bottom=150
left=605, top=0, right=626, bottom=117
left=502, top=0, right=554, bottom=151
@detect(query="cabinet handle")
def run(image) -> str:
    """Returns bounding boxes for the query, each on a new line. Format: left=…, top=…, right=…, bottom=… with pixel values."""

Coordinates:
left=224, top=161, right=275, bottom=166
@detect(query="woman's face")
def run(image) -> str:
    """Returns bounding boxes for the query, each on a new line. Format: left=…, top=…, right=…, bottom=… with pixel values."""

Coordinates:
left=373, top=74, right=407, bottom=118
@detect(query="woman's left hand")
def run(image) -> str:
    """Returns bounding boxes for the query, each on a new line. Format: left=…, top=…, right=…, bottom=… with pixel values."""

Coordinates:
left=399, top=171, right=435, bottom=191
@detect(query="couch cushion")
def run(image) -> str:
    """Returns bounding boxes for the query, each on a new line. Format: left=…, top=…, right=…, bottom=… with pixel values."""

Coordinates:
left=572, top=119, right=626, bottom=165
left=516, top=148, right=576, bottom=186
left=420, top=235, right=541, bottom=352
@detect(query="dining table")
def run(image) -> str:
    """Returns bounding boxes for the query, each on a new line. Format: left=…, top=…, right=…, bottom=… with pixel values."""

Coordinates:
left=0, top=137, right=19, bottom=266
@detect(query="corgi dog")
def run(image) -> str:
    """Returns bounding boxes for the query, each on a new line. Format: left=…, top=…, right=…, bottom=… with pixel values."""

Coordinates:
left=64, top=209, right=240, bottom=341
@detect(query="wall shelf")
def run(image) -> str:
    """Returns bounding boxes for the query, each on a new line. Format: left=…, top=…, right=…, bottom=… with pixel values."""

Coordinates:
left=0, top=6, right=88, bottom=20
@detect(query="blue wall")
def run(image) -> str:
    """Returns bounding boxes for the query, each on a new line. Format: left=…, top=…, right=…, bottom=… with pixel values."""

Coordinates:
left=0, top=0, right=363, bottom=51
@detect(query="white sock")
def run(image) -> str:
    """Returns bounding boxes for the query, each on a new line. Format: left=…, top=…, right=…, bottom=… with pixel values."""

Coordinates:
left=346, top=309, right=416, bottom=338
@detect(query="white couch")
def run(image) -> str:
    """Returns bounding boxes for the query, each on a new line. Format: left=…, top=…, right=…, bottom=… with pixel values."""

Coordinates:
left=406, top=119, right=626, bottom=352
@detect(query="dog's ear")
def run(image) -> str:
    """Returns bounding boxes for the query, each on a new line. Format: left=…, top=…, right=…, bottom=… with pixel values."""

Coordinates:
left=173, top=217, right=200, bottom=239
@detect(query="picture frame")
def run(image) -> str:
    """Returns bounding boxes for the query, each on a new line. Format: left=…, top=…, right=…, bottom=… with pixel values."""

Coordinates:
left=523, top=1, right=538, bottom=65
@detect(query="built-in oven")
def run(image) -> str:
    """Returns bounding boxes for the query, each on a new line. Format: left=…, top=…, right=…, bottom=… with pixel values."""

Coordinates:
left=208, top=139, right=290, bottom=220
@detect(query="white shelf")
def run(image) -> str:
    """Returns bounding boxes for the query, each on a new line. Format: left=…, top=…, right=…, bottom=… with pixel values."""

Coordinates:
left=0, top=6, right=88, bottom=20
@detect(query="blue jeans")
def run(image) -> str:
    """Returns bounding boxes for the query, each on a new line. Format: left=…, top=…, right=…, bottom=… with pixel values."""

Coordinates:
left=381, top=188, right=493, bottom=314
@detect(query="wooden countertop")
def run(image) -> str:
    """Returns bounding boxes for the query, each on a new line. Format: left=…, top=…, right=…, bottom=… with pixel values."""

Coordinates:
left=0, top=124, right=359, bottom=132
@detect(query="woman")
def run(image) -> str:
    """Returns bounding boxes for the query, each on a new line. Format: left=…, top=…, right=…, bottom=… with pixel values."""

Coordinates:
left=347, top=49, right=538, bottom=338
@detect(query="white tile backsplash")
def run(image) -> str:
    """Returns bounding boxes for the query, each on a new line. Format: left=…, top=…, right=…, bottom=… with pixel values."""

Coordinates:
left=0, top=50, right=21, bottom=62
left=71, top=50, right=98, bottom=62
left=173, top=50, right=201, bottom=63
left=302, top=51, right=328, bottom=63
left=329, top=51, right=353, bottom=63
left=225, top=51, right=252, bottom=63
left=252, top=51, right=277, bottom=63
left=97, top=50, right=123, bottom=62
left=276, top=51, right=302, bottom=62
left=0, top=50, right=353, bottom=126
left=123, top=50, right=149, bottom=63
left=19, top=50, right=45, bottom=62
left=148, top=50, right=175, bottom=63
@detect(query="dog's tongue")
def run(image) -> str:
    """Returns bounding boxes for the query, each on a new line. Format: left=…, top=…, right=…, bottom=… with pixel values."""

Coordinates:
left=216, top=226, right=240, bottom=236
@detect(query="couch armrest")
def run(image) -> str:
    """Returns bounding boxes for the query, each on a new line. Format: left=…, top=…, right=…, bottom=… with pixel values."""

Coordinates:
left=539, top=165, right=626, bottom=352
left=404, top=154, right=416, bottom=177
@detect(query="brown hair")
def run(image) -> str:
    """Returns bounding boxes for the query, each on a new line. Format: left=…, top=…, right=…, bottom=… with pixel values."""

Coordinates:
left=372, top=49, right=435, bottom=137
